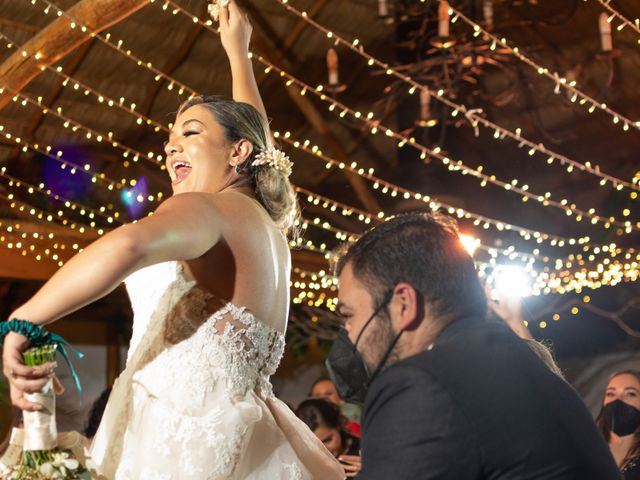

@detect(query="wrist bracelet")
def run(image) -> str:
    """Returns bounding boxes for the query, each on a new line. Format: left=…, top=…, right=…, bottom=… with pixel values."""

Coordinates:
left=1, top=319, right=84, bottom=397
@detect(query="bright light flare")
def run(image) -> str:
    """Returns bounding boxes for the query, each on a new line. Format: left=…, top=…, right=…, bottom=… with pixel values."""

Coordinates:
left=459, top=233, right=480, bottom=256
left=492, top=265, right=532, bottom=299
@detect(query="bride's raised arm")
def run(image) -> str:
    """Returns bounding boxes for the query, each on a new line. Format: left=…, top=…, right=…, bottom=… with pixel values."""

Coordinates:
left=219, top=0, right=268, bottom=121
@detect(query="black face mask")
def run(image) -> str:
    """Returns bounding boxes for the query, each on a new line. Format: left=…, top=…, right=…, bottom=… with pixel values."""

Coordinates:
left=603, top=399, right=640, bottom=437
left=326, top=293, right=402, bottom=405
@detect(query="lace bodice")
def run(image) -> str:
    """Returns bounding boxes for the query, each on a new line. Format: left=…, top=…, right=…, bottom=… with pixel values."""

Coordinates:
left=125, top=261, right=285, bottom=401
left=88, top=261, right=344, bottom=480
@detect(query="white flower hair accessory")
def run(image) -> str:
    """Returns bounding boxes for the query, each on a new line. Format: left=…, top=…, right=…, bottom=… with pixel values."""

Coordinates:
left=252, top=147, right=293, bottom=177
left=208, top=0, right=230, bottom=22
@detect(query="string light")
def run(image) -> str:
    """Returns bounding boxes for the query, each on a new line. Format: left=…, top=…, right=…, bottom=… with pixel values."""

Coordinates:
left=11, top=0, right=640, bottom=302
left=293, top=198, right=640, bottom=298
left=0, top=168, right=118, bottom=229
left=295, top=187, right=375, bottom=226
left=288, top=212, right=640, bottom=305
left=10, top=90, right=167, bottom=188
left=0, top=121, right=126, bottom=193
left=298, top=189, right=593, bottom=272
left=0, top=229, right=66, bottom=267
left=272, top=0, right=640, bottom=194
left=273, top=76, right=633, bottom=233
left=591, top=0, right=640, bottom=46
left=30, top=0, right=197, bottom=98
left=0, top=218, right=91, bottom=267
left=277, top=132, right=593, bottom=246
left=442, top=2, right=640, bottom=133
left=0, top=31, right=169, bottom=136
left=291, top=267, right=338, bottom=309
left=299, top=216, right=358, bottom=243
left=301, top=203, right=555, bottom=267
left=0, top=192, right=97, bottom=236
left=240, top=49, right=634, bottom=232
left=159, top=1, right=635, bottom=226
left=0, top=219, right=91, bottom=257
left=33, top=0, right=628, bottom=234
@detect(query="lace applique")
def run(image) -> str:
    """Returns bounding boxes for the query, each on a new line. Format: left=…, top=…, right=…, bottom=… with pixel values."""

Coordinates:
left=211, top=303, right=286, bottom=396
left=210, top=425, right=249, bottom=479
left=284, top=462, right=305, bottom=480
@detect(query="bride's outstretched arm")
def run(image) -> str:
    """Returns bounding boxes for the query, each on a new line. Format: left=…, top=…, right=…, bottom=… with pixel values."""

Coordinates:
left=2, top=192, right=225, bottom=409
left=220, top=0, right=267, bottom=120
left=10, top=193, right=223, bottom=325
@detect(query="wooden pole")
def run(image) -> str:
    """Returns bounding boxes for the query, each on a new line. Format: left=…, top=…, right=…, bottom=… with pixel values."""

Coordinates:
left=0, top=0, right=149, bottom=110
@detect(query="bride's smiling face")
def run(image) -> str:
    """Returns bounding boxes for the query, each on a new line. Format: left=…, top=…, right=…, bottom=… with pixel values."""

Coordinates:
left=164, top=105, right=234, bottom=194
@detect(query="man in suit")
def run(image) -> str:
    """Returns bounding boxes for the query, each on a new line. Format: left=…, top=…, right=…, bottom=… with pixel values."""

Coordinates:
left=327, top=212, right=620, bottom=479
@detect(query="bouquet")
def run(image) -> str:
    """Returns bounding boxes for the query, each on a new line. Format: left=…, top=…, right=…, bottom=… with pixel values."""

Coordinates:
left=208, top=0, right=230, bottom=21
left=0, top=345, right=90, bottom=479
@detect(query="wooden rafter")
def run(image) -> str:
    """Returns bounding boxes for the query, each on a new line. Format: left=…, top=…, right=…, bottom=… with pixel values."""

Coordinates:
left=0, top=0, right=149, bottom=110
left=255, top=0, right=329, bottom=86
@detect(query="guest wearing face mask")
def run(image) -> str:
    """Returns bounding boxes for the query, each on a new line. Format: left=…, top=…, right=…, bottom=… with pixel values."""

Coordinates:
left=597, top=371, right=640, bottom=479
left=326, top=212, right=621, bottom=479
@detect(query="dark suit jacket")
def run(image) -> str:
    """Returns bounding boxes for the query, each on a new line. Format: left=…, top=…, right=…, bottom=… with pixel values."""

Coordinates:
left=356, top=318, right=621, bottom=480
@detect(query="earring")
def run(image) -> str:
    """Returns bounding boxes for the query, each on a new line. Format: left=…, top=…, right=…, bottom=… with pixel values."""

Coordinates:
left=235, top=165, right=242, bottom=174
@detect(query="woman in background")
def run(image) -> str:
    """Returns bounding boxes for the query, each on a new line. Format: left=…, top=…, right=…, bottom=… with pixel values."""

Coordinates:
left=596, top=370, right=640, bottom=479
left=297, top=398, right=361, bottom=477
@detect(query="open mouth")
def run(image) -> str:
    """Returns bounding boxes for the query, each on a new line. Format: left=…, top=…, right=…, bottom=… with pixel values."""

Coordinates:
left=171, top=160, right=192, bottom=186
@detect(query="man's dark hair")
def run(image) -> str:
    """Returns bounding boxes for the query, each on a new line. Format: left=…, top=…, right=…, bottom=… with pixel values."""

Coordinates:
left=334, top=212, right=487, bottom=324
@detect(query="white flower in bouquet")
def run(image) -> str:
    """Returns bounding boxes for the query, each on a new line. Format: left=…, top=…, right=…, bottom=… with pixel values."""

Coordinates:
left=39, top=452, right=80, bottom=478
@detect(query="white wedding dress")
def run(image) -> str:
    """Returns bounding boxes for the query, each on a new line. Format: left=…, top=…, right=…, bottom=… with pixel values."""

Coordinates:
left=87, top=261, right=344, bottom=480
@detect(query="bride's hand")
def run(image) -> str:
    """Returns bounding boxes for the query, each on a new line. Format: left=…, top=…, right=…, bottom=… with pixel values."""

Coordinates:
left=219, top=0, right=253, bottom=62
left=2, top=331, right=58, bottom=411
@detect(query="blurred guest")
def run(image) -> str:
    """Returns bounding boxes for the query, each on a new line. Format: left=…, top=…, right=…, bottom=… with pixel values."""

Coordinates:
left=488, top=293, right=564, bottom=378
left=83, top=387, right=112, bottom=445
left=327, top=212, right=620, bottom=479
left=597, top=371, right=640, bottom=479
left=296, top=398, right=361, bottom=477
left=311, top=377, right=361, bottom=436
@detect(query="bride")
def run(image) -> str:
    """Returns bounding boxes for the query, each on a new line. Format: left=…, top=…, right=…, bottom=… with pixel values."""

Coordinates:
left=1, top=1, right=344, bottom=478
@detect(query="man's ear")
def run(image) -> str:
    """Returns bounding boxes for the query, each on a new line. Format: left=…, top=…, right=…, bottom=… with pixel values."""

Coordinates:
left=389, top=282, right=424, bottom=332
left=229, top=139, right=254, bottom=167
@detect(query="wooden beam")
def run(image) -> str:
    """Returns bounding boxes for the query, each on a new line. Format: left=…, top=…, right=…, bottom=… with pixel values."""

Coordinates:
left=0, top=247, right=59, bottom=280
left=0, top=19, right=39, bottom=33
left=246, top=15, right=381, bottom=213
left=292, top=249, right=330, bottom=272
left=0, top=217, right=96, bottom=280
left=0, top=0, right=149, bottom=110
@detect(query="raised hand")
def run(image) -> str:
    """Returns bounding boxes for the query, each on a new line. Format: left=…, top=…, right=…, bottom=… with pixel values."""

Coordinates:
left=216, top=0, right=268, bottom=120
left=486, top=285, right=533, bottom=340
left=219, top=0, right=253, bottom=62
